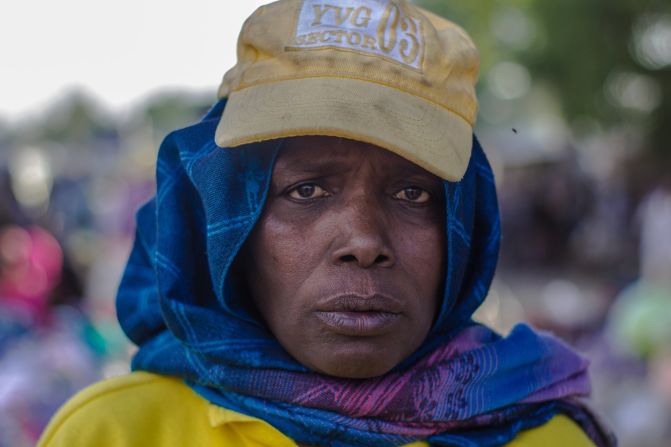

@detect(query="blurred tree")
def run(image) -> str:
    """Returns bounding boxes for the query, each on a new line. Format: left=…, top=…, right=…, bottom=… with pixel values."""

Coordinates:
left=35, top=92, right=118, bottom=145
left=415, top=0, right=671, bottom=159
left=142, top=92, right=214, bottom=136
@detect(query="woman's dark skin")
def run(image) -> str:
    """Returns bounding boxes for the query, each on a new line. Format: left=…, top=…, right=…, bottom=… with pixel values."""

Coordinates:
left=242, top=136, right=446, bottom=379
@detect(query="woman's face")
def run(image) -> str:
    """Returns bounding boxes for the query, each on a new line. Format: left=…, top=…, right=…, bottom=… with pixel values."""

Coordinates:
left=241, top=136, right=445, bottom=378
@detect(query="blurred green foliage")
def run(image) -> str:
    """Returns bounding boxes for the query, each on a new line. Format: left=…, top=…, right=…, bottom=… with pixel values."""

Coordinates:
left=142, top=92, right=214, bottom=135
left=415, top=0, right=671, bottom=158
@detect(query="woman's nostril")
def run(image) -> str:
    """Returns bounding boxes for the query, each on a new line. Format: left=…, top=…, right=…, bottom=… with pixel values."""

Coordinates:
left=338, top=254, right=391, bottom=266
left=375, top=255, right=389, bottom=264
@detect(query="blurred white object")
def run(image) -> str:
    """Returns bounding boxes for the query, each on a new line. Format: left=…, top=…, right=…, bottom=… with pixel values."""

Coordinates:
left=8, top=148, right=53, bottom=215
left=637, top=185, right=671, bottom=284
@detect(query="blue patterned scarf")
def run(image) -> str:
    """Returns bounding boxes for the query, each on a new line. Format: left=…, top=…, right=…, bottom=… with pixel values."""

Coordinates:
left=117, top=100, right=614, bottom=446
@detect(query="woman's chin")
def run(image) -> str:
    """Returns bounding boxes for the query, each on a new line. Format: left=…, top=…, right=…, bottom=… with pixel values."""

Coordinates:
left=301, top=341, right=406, bottom=379
left=315, top=362, right=396, bottom=379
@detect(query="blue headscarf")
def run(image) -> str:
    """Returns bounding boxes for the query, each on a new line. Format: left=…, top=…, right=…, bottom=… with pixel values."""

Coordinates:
left=117, top=100, right=613, bottom=446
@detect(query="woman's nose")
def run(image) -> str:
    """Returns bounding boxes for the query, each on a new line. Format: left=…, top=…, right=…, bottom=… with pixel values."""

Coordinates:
left=330, top=193, right=395, bottom=269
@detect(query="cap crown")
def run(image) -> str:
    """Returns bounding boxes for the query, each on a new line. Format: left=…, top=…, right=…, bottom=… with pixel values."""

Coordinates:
left=219, top=0, right=479, bottom=126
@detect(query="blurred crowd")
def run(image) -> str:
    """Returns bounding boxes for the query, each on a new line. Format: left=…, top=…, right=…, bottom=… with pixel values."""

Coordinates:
left=0, top=93, right=210, bottom=446
left=474, top=143, right=671, bottom=446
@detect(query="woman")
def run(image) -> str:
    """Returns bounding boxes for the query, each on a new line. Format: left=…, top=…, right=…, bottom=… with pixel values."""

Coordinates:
left=39, top=1, right=615, bottom=446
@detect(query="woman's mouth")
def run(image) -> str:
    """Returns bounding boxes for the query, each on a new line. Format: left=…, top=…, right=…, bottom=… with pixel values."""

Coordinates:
left=313, top=293, right=403, bottom=336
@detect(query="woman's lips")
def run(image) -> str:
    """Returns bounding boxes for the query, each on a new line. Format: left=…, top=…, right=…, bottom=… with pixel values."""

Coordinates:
left=313, top=293, right=403, bottom=336
left=314, top=310, right=401, bottom=336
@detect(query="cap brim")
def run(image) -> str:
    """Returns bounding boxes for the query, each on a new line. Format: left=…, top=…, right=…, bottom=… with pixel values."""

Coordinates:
left=215, top=77, right=472, bottom=181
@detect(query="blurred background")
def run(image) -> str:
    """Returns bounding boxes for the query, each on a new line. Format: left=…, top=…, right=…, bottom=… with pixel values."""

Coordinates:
left=0, top=1, right=669, bottom=446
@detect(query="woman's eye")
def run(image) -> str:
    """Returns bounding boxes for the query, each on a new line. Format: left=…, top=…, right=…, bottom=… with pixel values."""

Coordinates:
left=394, top=187, right=431, bottom=203
left=288, top=183, right=330, bottom=200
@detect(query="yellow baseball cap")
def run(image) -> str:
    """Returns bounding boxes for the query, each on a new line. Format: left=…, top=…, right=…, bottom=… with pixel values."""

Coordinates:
left=215, top=0, right=479, bottom=181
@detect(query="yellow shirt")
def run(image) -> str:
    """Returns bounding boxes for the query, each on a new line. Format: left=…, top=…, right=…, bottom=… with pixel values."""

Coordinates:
left=38, top=372, right=594, bottom=447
